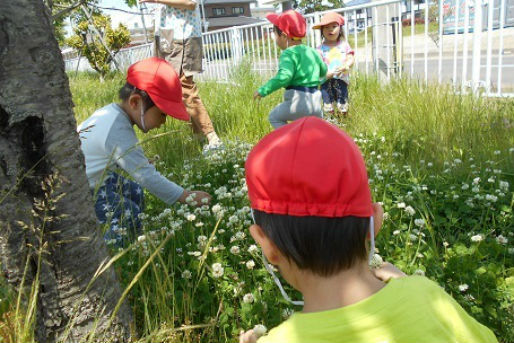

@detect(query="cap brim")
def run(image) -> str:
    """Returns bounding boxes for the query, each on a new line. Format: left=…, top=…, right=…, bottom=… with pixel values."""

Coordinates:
left=265, top=13, right=280, bottom=26
left=149, top=91, right=190, bottom=121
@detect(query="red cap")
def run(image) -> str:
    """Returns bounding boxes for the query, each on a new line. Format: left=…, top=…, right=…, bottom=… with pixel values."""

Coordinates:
left=245, top=117, right=373, bottom=218
left=266, top=10, right=306, bottom=39
left=127, top=57, right=190, bottom=121
left=312, top=12, right=345, bottom=29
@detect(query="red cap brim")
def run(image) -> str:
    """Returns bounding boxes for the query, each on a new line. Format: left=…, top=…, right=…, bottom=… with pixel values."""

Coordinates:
left=265, top=13, right=280, bottom=27
left=149, top=91, right=190, bottom=121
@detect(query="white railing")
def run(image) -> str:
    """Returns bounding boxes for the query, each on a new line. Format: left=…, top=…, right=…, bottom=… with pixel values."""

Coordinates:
left=63, top=0, right=514, bottom=97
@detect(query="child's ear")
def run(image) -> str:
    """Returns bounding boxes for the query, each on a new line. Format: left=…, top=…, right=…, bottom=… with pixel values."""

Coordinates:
left=249, top=224, right=282, bottom=265
left=128, top=93, right=142, bottom=110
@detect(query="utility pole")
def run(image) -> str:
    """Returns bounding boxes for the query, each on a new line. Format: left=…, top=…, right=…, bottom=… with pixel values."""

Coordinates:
left=139, top=1, right=150, bottom=44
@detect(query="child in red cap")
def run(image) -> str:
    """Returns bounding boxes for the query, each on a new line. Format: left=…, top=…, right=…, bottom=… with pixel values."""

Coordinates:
left=313, top=12, right=355, bottom=115
left=240, top=117, right=497, bottom=343
left=254, top=10, right=327, bottom=129
left=77, top=57, right=211, bottom=247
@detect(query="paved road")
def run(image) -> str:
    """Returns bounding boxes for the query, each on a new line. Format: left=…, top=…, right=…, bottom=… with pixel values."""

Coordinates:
left=368, top=55, right=514, bottom=92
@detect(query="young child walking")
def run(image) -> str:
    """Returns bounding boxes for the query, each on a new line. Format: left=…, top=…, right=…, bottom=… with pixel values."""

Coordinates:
left=313, top=12, right=355, bottom=115
left=254, top=10, right=327, bottom=129
left=77, top=57, right=211, bottom=247
left=240, top=116, right=497, bottom=343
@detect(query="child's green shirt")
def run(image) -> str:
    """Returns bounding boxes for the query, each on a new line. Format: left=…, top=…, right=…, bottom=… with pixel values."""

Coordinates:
left=258, top=276, right=497, bottom=343
left=257, top=44, right=327, bottom=97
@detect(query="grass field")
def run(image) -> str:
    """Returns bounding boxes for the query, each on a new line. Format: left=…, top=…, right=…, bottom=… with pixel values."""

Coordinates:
left=1, top=68, right=513, bottom=342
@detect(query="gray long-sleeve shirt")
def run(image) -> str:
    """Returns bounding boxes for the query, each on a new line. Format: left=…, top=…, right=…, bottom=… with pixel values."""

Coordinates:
left=77, top=103, right=184, bottom=205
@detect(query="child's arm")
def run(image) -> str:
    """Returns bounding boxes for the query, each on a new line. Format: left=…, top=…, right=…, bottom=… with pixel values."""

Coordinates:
left=140, top=0, right=196, bottom=11
left=255, top=50, right=295, bottom=98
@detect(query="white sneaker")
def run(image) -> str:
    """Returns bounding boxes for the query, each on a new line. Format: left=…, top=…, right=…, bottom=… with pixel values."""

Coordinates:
left=323, top=103, right=334, bottom=114
left=337, top=103, right=349, bottom=113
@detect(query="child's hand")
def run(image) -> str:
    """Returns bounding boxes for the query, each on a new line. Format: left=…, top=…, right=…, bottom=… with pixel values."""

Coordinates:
left=239, top=329, right=258, bottom=343
left=253, top=91, right=262, bottom=100
left=326, top=71, right=335, bottom=79
left=239, top=325, right=266, bottom=343
left=372, top=262, right=406, bottom=282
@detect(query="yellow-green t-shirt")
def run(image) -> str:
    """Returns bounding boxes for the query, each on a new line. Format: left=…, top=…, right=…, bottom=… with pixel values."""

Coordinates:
left=258, top=276, right=497, bottom=343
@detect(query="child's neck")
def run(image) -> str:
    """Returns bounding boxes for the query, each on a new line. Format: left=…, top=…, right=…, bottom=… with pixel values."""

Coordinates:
left=286, top=39, right=302, bottom=48
left=298, top=261, right=385, bottom=313
left=119, top=101, right=136, bottom=126
left=324, top=39, right=340, bottom=47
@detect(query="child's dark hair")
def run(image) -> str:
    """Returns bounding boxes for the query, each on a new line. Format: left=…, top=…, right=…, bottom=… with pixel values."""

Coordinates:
left=119, top=82, right=155, bottom=112
left=273, top=25, right=283, bottom=36
left=253, top=210, right=369, bottom=277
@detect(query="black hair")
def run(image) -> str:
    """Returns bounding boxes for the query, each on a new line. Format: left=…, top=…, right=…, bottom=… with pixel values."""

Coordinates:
left=119, top=82, right=155, bottom=112
left=273, top=25, right=283, bottom=36
left=253, top=210, right=370, bottom=277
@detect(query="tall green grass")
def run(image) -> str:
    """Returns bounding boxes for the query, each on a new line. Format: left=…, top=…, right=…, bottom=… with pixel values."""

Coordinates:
left=2, top=69, right=512, bottom=342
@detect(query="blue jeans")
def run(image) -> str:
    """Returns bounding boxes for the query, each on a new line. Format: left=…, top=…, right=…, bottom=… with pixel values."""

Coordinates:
left=321, top=79, right=348, bottom=106
left=93, top=172, right=144, bottom=247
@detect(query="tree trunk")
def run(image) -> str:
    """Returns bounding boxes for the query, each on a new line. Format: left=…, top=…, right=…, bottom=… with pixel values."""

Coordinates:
left=0, top=1, right=132, bottom=342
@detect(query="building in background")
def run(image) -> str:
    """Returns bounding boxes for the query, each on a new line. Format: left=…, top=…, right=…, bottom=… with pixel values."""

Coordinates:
left=202, top=0, right=266, bottom=31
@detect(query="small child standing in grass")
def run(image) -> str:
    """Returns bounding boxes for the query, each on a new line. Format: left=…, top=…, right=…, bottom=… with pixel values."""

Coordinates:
left=313, top=12, right=355, bottom=115
left=240, top=116, right=497, bottom=343
left=254, top=10, right=327, bottom=129
left=78, top=57, right=211, bottom=247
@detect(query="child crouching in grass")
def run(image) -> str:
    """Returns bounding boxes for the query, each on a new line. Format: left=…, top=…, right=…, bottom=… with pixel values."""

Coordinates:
left=240, top=117, right=497, bottom=343
left=78, top=57, right=211, bottom=247
left=254, top=10, right=327, bottom=129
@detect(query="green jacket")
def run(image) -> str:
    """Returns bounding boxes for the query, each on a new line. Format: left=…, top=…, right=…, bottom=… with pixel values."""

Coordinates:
left=258, top=44, right=327, bottom=97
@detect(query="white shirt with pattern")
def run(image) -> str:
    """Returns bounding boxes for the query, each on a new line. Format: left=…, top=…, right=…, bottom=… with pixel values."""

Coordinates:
left=157, top=3, right=202, bottom=40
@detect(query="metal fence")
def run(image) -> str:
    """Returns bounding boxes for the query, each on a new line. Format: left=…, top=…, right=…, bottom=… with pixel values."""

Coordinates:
left=64, top=0, right=514, bottom=97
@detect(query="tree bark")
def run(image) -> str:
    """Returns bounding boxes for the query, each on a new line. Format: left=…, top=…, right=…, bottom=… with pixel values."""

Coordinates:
left=0, top=1, right=132, bottom=342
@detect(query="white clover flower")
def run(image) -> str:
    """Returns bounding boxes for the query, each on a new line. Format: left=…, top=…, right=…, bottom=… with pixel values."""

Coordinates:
left=235, top=231, right=246, bottom=240
left=499, top=181, right=509, bottom=191
left=369, top=254, right=383, bottom=268
left=243, top=293, right=255, bottom=304
left=494, top=150, right=501, bottom=155
left=426, top=162, right=433, bottom=167
left=248, top=244, right=259, bottom=254
left=485, top=194, right=498, bottom=202
left=496, top=235, right=508, bottom=245
left=510, top=148, right=514, bottom=153
left=230, top=245, right=241, bottom=255
left=509, top=248, right=514, bottom=254
left=471, top=234, right=483, bottom=242
left=397, top=202, right=406, bottom=209
left=473, top=177, right=480, bottom=185
left=253, top=324, right=267, bottom=337
left=414, top=269, right=425, bottom=276
left=472, top=186, right=480, bottom=193
left=458, top=284, right=469, bottom=292
left=393, top=230, right=400, bottom=235
left=212, top=204, right=221, bottom=214
left=404, top=206, right=415, bottom=216
left=488, top=177, right=495, bottom=183
left=188, top=251, right=201, bottom=257
left=181, top=270, right=192, bottom=279
left=186, top=214, right=196, bottom=221
left=137, top=235, right=146, bottom=242
left=212, top=263, right=224, bottom=278
left=246, top=260, right=256, bottom=270
left=462, top=184, right=469, bottom=190
left=454, top=158, right=462, bottom=164
left=414, top=218, right=425, bottom=227
left=282, top=308, right=294, bottom=319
